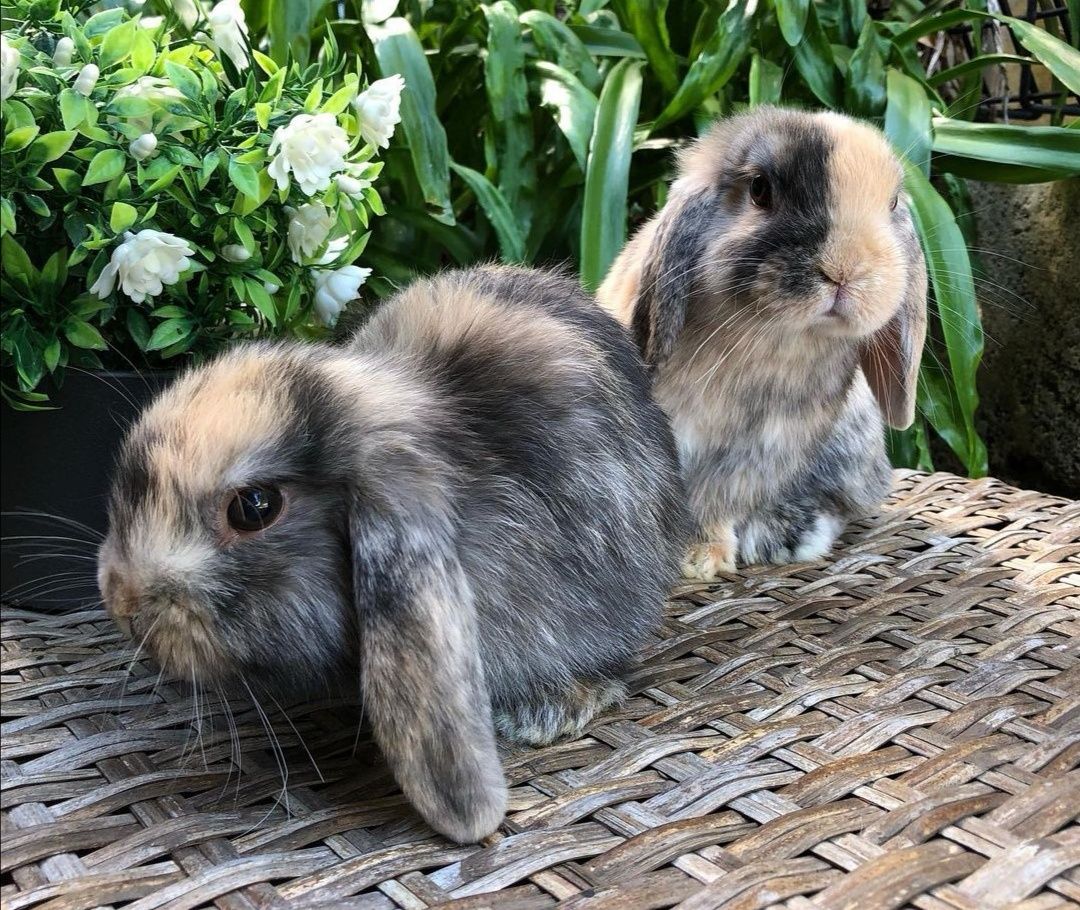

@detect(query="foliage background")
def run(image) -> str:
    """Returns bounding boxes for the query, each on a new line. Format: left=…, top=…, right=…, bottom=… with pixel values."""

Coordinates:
left=238, top=0, right=1079, bottom=477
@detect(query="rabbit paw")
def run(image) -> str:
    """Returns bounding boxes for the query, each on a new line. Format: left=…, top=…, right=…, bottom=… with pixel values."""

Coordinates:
left=495, top=678, right=626, bottom=746
left=682, top=526, right=738, bottom=580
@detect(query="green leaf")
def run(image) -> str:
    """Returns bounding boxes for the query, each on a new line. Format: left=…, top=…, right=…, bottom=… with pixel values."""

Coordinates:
left=884, top=69, right=932, bottom=176
left=131, top=25, right=156, bottom=72
left=321, top=83, right=356, bottom=115
left=0, top=198, right=15, bottom=235
left=450, top=162, right=527, bottom=263
left=126, top=309, right=151, bottom=351
left=245, top=278, right=278, bottom=324
left=775, top=0, right=810, bottom=46
left=63, top=319, right=108, bottom=350
left=1003, top=15, right=1080, bottom=96
left=82, top=148, right=126, bottom=186
left=100, top=17, right=138, bottom=69
left=654, top=1, right=752, bottom=129
left=483, top=1, right=537, bottom=235
left=749, top=53, right=783, bottom=107
left=268, top=0, right=327, bottom=65
left=370, top=17, right=453, bottom=223
left=146, top=317, right=195, bottom=351
left=25, top=131, right=77, bottom=169
left=844, top=20, right=886, bottom=116
left=931, top=154, right=1073, bottom=184
left=581, top=59, right=643, bottom=291
left=51, top=168, right=82, bottom=194
left=792, top=4, right=839, bottom=108
left=43, top=338, right=61, bottom=373
left=109, top=201, right=138, bottom=233
left=931, top=118, right=1080, bottom=175
left=151, top=305, right=189, bottom=318
left=532, top=61, right=597, bottom=171
left=4, top=126, right=40, bottom=152
left=614, top=0, right=679, bottom=93
left=520, top=10, right=602, bottom=92
left=59, top=89, right=94, bottom=130
left=903, top=161, right=986, bottom=476
left=164, top=60, right=202, bottom=102
left=927, top=54, right=1032, bottom=87
left=569, top=25, right=646, bottom=59
left=254, top=102, right=272, bottom=129
left=228, top=158, right=261, bottom=199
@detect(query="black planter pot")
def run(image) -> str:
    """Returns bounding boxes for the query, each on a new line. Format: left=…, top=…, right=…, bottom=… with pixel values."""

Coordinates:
left=1, top=370, right=169, bottom=609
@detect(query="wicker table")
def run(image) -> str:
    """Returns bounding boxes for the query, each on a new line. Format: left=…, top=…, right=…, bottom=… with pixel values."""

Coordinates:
left=2, top=471, right=1078, bottom=910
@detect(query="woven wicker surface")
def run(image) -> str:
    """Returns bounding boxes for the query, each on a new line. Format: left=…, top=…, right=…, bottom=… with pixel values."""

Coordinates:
left=2, top=470, right=1078, bottom=910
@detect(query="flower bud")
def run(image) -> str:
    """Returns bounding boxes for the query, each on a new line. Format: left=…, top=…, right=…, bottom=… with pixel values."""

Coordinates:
left=220, top=243, right=251, bottom=263
left=52, top=37, right=75, bottom=67
left=128, top=133, right=157, bottom=161
left=263, top=281, right=280, bottom=294
left=73, top=63, right=99, bottom=97
left=335, top=174, right=366, bottom=197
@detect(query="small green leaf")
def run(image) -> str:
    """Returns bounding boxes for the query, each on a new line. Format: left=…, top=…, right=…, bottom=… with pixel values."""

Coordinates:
left=775, top=0, right=810, bottom=46
left=64, top=319, right=108, bottom=350
left=4, top=126, right=40, bottom=152
left=233, top=218, right=255, bottom=250
left=83, top=149, right=127, bottom=186
left=59, top=89, right=93, bottom=130
left=131, top=26, right=156, bottom=72
left=228, top=158, right=261, bottom=199
left=749, top=53, right=783, bottom=107
left=146, top=317, right=194, bottom=351
left=26, top=131, right=78, bottom=169
left=321, top=82, right=355, bottom=115
left=100, top=17, right=138, bottom=69
left=43, top=339, right=62, bottom=372
left=254, top=101, right=272, bottom=129
left=109, top=201, right=138, bottom=233
left=126, top=309, right=151, bottom=350
left=164, top=60, right=202, bottom=102
left=245, top=278, right=278, bottom=324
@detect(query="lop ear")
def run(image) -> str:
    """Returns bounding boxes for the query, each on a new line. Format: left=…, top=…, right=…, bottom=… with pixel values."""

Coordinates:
left=860, top=226, right=928, bottom=429
left=350, top=500, right=507, bottom=843
left=600, top=193, right=718, bottom=368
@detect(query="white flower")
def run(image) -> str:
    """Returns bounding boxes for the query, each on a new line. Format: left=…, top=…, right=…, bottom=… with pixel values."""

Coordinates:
left=113, top=76, right=193, bottom=134
left=207, top=0, right=249, bottom=72
left=220, top=243, right=250, bottom=262
left=73, top=63, right=99, bottom=97
left=170, top=0, right=203, bottom=30
left=335, top=173, right=371, bottom=197
left=129, top=133, right=157, bottom=161
left=2, top=35, right=21, bottom=102
left=52, top=37, right=75, bottom=67
left=287, top=203, right=334, bottom=263
left=313, top=265, right=370, bottom=325
left=263, top=281, right=280, bottom=294
left=267, top=113, right=349, bottom=196
left=353, top=75, right=405, bottom=149
left=317, top=236, right=348, bottom=265
left=90, top=230, right=196, bottom=303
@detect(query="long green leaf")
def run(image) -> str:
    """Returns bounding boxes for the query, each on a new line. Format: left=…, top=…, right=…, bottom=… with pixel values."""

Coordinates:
left=614, top=0, right=680, bottom=93
left=932, top=154, right=1074, bottom=184
left=268, top=0, right=327, bottom=65
left=775, top=0, right=809, bottom=46
left=928, top=54, right=1032, bottom=86
left=654, top=0, right=753, bottom=129
left=483, top=2, right=537, bottom=236
left=793, top=4, right=840, bottom=108
left=884, top=68, right=932, bottom=176
left=845, top=20, right=886, bottom=116
left=1002, top=15, right=1080, bottom=96
left=749, top=53, right=784, bottom=107
left=520, top=10, right=602, bottom=92
left=931, top=117, right=1080, bottom=175
left=904, top=161, right=986, bottom=476
left=581, top=59, right=643, bottom=291
left=450, top=162, right=527, bottom=263
left=569, top=25, right=647, bottom=59
left=531, top=61, right=597, bottom=170
left=370, top=17, right=454, bottom=224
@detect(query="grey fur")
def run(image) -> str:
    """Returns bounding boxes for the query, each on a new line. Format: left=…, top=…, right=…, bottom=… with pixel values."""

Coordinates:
left=598, top=108, right=928, bottom=574
left=99, top=265, right=688, bottom=842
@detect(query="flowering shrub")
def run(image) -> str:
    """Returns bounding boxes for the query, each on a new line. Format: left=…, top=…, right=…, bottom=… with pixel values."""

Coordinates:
left=0, top=0, right=403, bottom=408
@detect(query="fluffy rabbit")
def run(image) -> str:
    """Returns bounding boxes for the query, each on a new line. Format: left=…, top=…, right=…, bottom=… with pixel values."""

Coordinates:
left=598, top=108, right=927, bottom=578
left=98, top=265, right=687, bottom=843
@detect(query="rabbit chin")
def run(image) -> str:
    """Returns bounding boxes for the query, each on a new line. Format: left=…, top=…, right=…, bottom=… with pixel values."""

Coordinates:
left=137, top=599, right=228, bottom=685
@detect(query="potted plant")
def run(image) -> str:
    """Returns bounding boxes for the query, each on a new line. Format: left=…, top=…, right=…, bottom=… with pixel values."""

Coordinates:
left=0, top=0, right=402, bottom=604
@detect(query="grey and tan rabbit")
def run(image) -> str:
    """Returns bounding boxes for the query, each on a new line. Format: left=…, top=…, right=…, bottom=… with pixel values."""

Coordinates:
left=98, top=265, right=688, bottom=843
left=598, top=108, right=927, bottom=578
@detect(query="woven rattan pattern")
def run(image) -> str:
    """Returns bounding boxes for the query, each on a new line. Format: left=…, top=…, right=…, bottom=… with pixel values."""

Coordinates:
left=2, top=471, right=1078, bottom=910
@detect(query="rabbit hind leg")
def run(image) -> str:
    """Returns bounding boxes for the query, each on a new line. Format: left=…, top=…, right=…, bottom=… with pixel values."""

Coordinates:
left=494, top=678, right=627, bottom=746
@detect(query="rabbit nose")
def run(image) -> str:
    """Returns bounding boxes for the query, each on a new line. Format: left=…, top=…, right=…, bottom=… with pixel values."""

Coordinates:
left=102, top=571, right=140, bottom=639
left=818, top=264, right=847, bottom=287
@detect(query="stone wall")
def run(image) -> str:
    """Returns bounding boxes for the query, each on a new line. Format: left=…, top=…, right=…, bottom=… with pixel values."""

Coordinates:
left=968, top=178, right=1079, bottom=497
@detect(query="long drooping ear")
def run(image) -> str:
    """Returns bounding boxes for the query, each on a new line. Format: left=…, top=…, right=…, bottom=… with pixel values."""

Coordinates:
left=860, top=226, right=928, bottom=429
left=350, top=501, right=507, bottom=843
left=598, top=193, right=718, bottom=368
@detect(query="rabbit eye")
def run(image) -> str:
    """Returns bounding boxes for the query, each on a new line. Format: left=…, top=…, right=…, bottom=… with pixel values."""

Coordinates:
left=227, top=486, right=284, bottom=532
left=749, top=174, right=771, bottom=208
left=890, top=193, right=899, bottom=211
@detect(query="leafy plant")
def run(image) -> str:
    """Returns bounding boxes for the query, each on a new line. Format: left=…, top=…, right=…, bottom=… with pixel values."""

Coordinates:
left=0, top=0, right=392, bottom=409
left=243, top=0, right=1079, bottom=477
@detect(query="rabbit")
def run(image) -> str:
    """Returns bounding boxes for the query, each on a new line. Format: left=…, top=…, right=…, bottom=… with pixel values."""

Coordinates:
left=97, top=265, right=688, bottom=843
left=598, top=107, right=927, bottom=579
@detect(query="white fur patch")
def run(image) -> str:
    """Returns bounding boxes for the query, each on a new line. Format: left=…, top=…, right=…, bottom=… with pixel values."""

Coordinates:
left=794, top=514, right=844, bottom=561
